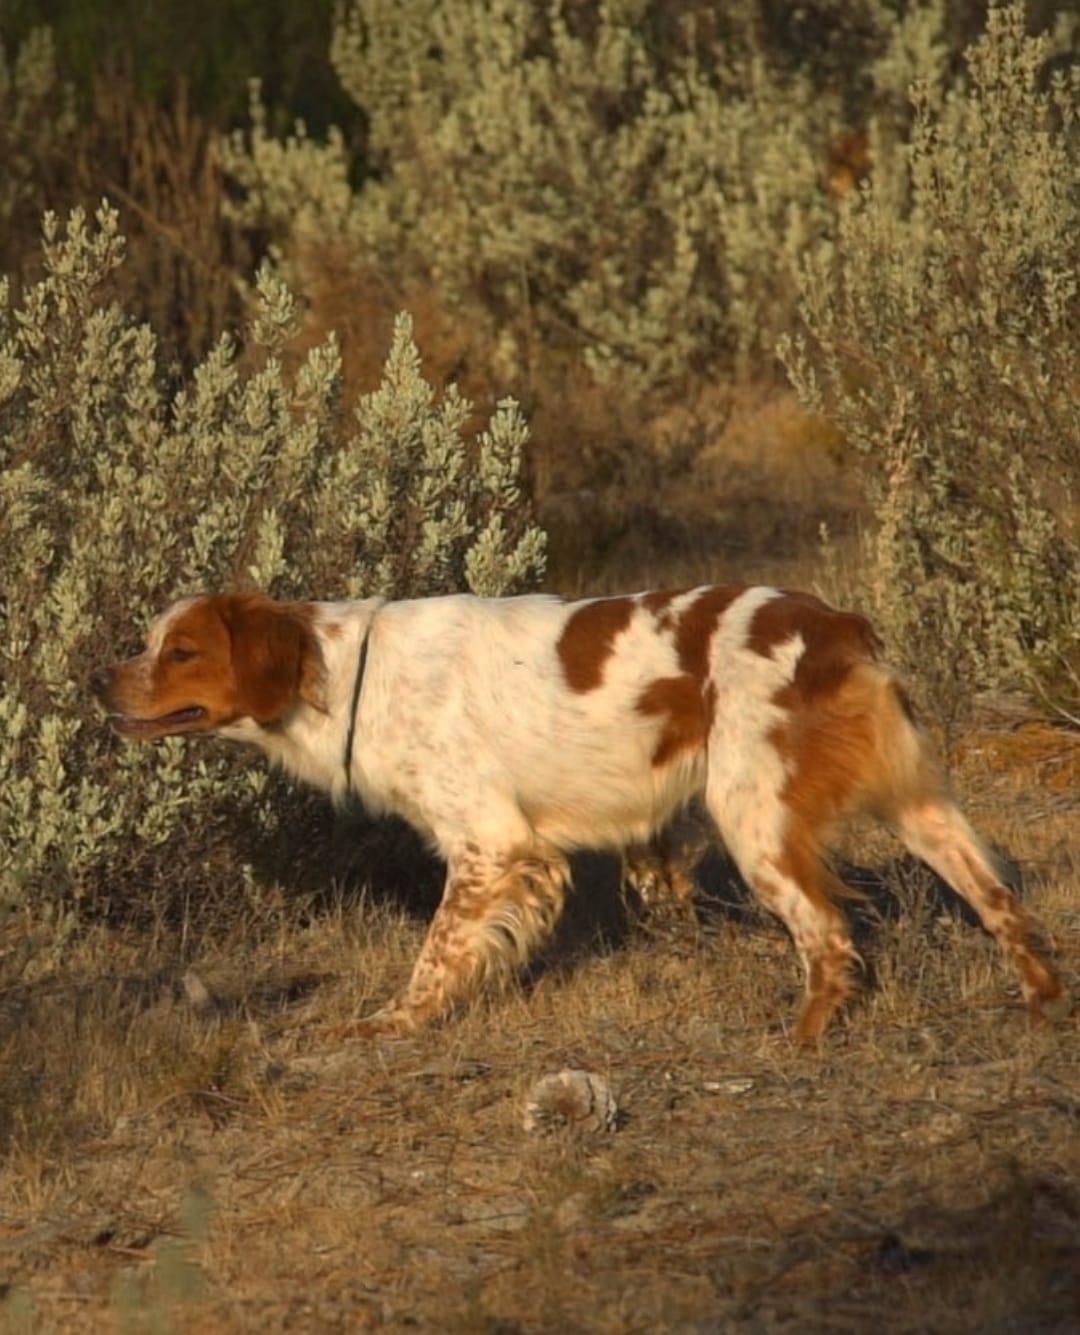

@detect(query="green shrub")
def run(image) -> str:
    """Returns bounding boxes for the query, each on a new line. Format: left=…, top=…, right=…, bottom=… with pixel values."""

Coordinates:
left=221, top=0, right=883, bottom=390
left=0, top=203, right=545, bottom=918
left=782, top=2, right=1080, bottom=724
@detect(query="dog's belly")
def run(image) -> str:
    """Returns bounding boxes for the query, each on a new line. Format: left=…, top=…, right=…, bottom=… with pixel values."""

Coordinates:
left=516, top=748, right=707, bottom=852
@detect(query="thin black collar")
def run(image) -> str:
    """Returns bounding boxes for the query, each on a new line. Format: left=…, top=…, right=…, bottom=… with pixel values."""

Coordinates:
left=342, top=618, right=374, bottom=798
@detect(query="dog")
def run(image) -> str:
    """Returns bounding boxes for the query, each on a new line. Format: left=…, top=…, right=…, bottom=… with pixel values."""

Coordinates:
left=91, top=585, right=1069, bottom=1040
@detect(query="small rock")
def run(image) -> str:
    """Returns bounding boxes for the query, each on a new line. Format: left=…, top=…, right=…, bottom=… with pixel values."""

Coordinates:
left=523, top=1068, right=618, bottom=1134
left=703, top=1077, right=755, bottom=1095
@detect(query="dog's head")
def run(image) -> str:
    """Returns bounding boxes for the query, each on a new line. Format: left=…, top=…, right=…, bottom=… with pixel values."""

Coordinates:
left=91, top=594, right=326, bottom=739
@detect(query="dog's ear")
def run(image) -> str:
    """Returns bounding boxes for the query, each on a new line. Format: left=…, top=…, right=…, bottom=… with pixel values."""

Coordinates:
left=220, top=596, right=327, bottom=724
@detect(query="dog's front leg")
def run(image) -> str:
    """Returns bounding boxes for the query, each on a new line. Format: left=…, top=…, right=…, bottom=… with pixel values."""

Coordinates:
left=352, top=842, right=570, bottom=1037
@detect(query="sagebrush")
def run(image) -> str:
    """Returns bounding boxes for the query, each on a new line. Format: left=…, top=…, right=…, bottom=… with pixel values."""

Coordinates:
left=0, top=203, right=545, bottom=917
left=221, top=0, right=902, bottom=390
left=782, top=2, right=1080, bottom=723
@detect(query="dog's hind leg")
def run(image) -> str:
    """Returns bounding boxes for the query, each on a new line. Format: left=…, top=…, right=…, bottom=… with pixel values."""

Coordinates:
left=354, top=842, right=570, bottom=1036
left=847, top=670, right=1071, bottom=1022
left=842, top=668, right=1071, bottom=1023
left=708, top=785, right=858, bottom=1043
left=894, top=797, right=1070, bottom=1022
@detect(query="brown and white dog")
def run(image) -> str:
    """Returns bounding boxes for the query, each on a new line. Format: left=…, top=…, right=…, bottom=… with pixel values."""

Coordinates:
left=91, top=585, right=1069, bottom=1040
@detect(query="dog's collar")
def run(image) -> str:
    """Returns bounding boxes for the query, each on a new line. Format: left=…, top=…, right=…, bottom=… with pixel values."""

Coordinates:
left=343, top=615, right=375, bottom=798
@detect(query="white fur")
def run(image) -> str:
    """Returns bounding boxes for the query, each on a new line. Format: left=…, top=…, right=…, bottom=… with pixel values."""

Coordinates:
left=225, top=587, right=791, bottom=860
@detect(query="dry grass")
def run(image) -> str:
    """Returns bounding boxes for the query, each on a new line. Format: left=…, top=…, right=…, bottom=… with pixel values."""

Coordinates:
left=3, top=697, right=1078, bottom=1334
left=28, top=62, right=252, bottom=369
left=2, top=413, right=1078, bottom=1334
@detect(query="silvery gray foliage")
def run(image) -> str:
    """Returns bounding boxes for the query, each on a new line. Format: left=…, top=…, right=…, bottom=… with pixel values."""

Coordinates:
left=0, top=205, right=545, bottom=913
left=781, top=3, right=1080, bottom=719
left=306, top=310, right=545, bottom=599
left=220, top=0, right=851, bottom=389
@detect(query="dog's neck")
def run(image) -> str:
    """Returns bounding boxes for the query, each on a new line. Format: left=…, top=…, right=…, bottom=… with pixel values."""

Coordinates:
left=220, top=598, right=385, bottom=805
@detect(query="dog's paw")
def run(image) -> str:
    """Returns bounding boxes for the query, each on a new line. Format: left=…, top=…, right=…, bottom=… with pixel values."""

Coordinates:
left=1032, top=987, right=1072, bottom=1024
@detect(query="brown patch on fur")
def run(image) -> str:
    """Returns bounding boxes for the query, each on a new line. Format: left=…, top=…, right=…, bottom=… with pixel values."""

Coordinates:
left=218, top=595, right=326, bottom=722
left=749, top=592, right=881, bottom=701
left=754, top=832, right=856, bottom=1040
left=557, top=596, right=636, bottom=692
left=979, top=883, right=1011, bottom=915
left=639, top=587, right=684, bottom=633
left=640, top=589, right=682, bottom=615
left=795, top=939, right=856, bottom=1043
left=631, top=585, right=740, bottom=771
left=673, top=586, right=743, bottom=682
left=636, top=676, right=714, bottom=767
left=774, top=663, right=913, bottom=843
left=94, top=598, right=233, bottom=735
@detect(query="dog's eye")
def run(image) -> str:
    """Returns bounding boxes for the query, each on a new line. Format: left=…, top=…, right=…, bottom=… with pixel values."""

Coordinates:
left=167, top=646, right=197, bottom=664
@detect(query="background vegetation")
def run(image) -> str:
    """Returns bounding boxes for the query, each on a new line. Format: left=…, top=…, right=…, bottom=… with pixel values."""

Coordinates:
left=2, top=0, right=1076, bottom=924
left=1, top=5, right=1078, bottom=1329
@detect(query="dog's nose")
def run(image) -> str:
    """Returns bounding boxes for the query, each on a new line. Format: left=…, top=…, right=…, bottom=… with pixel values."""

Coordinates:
left=89, top=666, right=111, bottom=699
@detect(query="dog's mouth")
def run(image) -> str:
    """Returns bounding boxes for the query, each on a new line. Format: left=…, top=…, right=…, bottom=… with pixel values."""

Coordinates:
left=109, top=706, right=208, bottom=738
